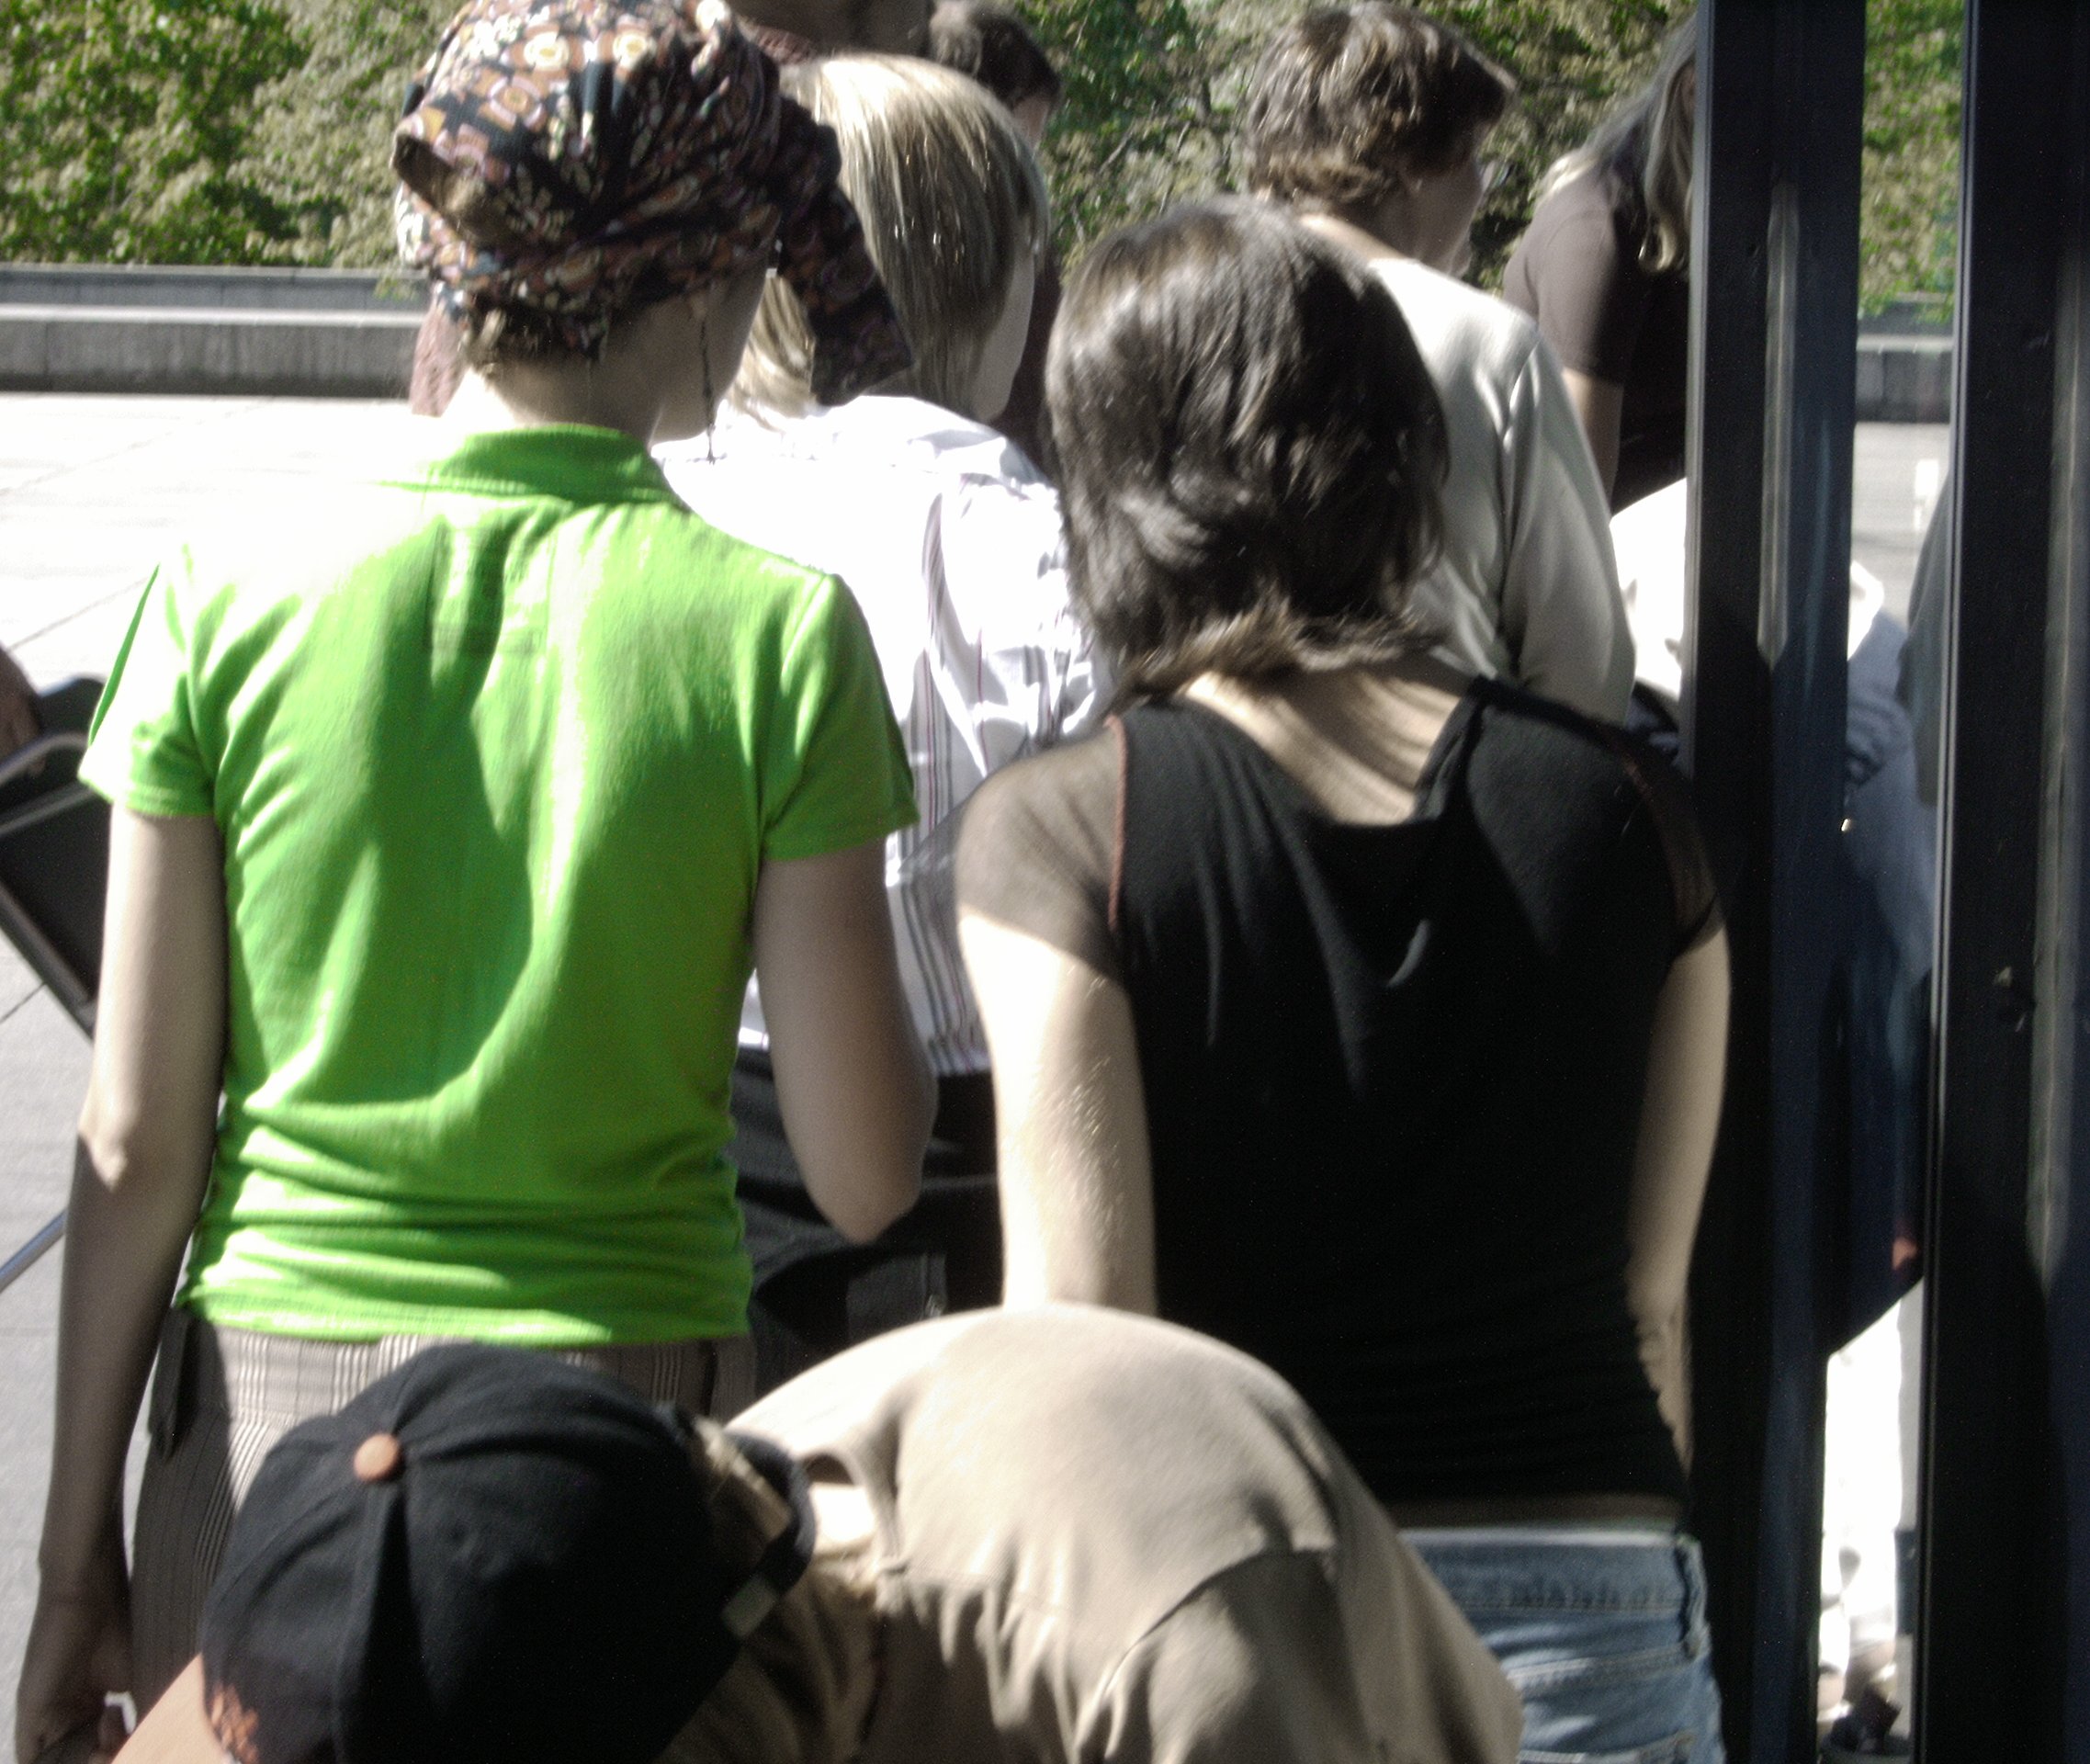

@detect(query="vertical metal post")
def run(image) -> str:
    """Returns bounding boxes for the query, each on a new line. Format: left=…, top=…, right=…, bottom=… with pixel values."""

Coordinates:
left=1918, top=4, right=2090, bottom=1756
left=1681, top=2, right=1864, bottom=1757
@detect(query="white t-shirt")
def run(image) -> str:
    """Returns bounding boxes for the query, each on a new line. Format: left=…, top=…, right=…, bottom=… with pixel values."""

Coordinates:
left=660, top=398, right=1105, bottom=1076
left=1610, top=477, right=1887, bottom=710
left=734, top=1306, right=1523, bottom=1764
left=1374, top=257, right=1633, bottom=722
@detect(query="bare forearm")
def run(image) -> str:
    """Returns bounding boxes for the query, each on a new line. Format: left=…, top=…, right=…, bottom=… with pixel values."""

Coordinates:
left=38, top=1134, right=209, bottom=1587
left=1560, top=369, right=1623, bottom=501
left=1635, top=1305, right=1692, bottom=1470
left=961, top=915, right=1157, bottom=1313
left=755, top=841, right=930, bottom=1244
left=1625, top=934, right=1728, bottom=1476
left=778, top=1023, right=932, bottom=1241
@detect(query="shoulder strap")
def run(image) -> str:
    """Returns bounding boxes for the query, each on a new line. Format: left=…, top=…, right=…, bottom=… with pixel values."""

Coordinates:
left=1411, top=681, right=1491, bottom=819
left=1587, top=718, right=1711, bottom=947
left=1106, top=712, right=1128, bottom=941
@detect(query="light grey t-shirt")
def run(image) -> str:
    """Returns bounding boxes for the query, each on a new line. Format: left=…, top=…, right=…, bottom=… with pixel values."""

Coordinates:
left=1375, top=256, right=1633, bottom=723
left=733, top=1306, right=1521, bottom=1764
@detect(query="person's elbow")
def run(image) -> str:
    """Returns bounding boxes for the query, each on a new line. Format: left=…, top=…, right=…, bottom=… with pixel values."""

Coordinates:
left=74, top=1087, right=194, bottom=1199
left=751, top=838, right=936, bottom=1243
left=812, top=1175, right=921, bottom=1245
left=807, top=1069, right=932, bottom=1245
left=796, top=1042, right=932, bottom=1242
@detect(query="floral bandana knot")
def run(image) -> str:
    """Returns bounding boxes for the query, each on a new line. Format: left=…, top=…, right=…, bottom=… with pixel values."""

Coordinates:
left=393, top=0, right=911, bottom=403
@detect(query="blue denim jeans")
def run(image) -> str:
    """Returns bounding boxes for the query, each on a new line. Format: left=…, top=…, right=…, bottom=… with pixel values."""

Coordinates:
left=1407, top=1528, right=1726, bottom=1764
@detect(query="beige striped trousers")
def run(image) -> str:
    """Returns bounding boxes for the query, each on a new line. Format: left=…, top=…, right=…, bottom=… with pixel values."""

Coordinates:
left=128, top=1309, right=757, bottom=1713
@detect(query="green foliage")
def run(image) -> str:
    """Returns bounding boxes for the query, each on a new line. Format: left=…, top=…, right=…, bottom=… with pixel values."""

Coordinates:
left=1861, top=0, right=1960, bottom=314
left=1025, top=0, right=1243, bottom=254
left=239, top=0, right=458, bottom=266
left=1418, top=0, right=1688, bottom=286
left=1024, top=0, right=1689, bottom=276
left=0, top=0, right=1964, bottom=319
left=0, top=0, right=306, bottom=263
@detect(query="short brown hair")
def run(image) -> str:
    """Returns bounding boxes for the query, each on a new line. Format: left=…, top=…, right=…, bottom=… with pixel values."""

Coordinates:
left=927, top=0, right=1062, bottom=112
left=734, top=56, right=1048, bottom=415
left=1045, top=198, right=1445, bottom=701
left=1243, top=5, right=1513, bottom=214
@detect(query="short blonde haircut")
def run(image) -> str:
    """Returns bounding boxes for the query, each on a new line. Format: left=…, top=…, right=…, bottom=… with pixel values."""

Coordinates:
left=1539, top=11, right=1697, bottom=273
left=734, top=55, right=1049, bottom=416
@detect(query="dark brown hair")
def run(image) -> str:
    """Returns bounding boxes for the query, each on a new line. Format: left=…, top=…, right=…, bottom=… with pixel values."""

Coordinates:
left=927, top=0, right=1062, bottom=112
left=1242, top=5, right=1513, bottom=215
left=1045, top=198, right=1445, bottom=700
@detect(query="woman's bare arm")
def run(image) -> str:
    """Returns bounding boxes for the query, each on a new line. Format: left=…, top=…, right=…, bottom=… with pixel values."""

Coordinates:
left=1624, top=928, right=1730, bottom=1466
left=752, top=838, right=930, bottom=1243
left=958, top=911, right=1156, bottom=1311
left=18, top=809, right=226, bottom=1764
left=1560, top=368, right=1626, bottom=503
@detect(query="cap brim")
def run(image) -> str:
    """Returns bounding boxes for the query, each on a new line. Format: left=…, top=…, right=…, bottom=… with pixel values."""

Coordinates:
left=116, top=1659, right=218, bottom=1764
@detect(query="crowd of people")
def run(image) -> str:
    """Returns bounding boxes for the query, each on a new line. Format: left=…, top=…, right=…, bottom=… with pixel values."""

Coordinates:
left=13, top=3, right=1737, bottom=1762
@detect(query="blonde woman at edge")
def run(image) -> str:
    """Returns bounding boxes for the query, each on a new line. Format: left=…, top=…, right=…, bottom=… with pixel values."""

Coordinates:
left=1503, top=13, right=1697, bottom=511
left=659, top=56, right=1102, bottom=1393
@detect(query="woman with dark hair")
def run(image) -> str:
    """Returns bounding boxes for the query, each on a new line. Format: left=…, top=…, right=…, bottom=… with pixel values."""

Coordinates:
left=958, top=198, right=1730, bottom=1761
left=17, top=5, right=933, bottom=1756
left=1503, top=13, right=1697, bottom=511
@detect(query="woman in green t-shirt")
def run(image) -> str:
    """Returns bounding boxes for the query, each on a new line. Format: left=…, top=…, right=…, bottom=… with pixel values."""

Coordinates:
left=17, top=5, right=937, bottom=1757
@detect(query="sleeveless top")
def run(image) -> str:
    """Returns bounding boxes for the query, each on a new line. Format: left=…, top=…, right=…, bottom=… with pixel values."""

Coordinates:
left=958, top=680, right=1719, bottom=1506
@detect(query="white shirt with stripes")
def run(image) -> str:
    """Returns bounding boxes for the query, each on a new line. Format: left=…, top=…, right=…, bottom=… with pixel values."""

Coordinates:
left=659, top=395, right=1106, bottom=1077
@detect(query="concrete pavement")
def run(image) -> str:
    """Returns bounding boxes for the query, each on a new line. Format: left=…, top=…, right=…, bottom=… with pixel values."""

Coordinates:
left=0, top=393, right=1952, bottom=1761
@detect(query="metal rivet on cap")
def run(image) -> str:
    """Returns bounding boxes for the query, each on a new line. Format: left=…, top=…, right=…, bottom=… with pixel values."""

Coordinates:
left=353, top=1431, right=404, bottom=1483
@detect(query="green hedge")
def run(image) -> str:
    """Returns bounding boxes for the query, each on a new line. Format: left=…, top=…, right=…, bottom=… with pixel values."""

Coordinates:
left=0, top=0, right=1960, bottom=315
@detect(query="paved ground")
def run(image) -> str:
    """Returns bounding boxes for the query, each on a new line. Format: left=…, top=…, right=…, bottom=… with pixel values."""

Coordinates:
left=0, top=393, right=1951, bottom=1759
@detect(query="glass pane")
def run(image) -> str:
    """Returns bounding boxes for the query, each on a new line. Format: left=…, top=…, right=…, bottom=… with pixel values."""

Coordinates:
left=1822, top=6, right=1961, bottom=1751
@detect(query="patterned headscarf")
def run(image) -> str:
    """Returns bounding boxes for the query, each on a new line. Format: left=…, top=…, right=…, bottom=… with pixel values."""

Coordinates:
left=393, top=0, right=911, bottom=403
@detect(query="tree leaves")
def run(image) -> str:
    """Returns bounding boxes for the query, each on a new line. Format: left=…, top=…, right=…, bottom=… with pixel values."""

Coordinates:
left=1028, top=0, right=1958, bottom=313
left=0, top=0, right=1960, bottom=320
left=0, top=0, right=305, bottom=263
left=1860, top=0, right=1960, bottom=314
left=237, top=0, right=458, bottom=266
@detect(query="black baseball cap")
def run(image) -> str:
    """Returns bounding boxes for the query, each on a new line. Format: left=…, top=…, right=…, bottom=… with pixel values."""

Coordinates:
left=119, top=1343, right=813, bottom=1764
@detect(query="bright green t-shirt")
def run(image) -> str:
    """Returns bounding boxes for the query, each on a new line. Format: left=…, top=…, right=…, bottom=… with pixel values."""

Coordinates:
left=80, top=425, right=916, bottom=1346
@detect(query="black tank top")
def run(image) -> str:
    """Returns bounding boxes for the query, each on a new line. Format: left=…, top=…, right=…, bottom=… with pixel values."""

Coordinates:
left=1111, top=684, right=1699, bottom=1506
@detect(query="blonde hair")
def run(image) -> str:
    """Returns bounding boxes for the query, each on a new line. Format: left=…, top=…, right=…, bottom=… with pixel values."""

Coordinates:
left=658, top=1437, right=882, bottom=1764
left=1539, top=11, right=1696, bottom=273
left=735, top=55, right=1049, bottom=416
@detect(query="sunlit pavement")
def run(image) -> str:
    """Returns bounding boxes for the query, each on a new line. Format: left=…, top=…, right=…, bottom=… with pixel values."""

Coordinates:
left=0, top=393, right=1953, bottom=1760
